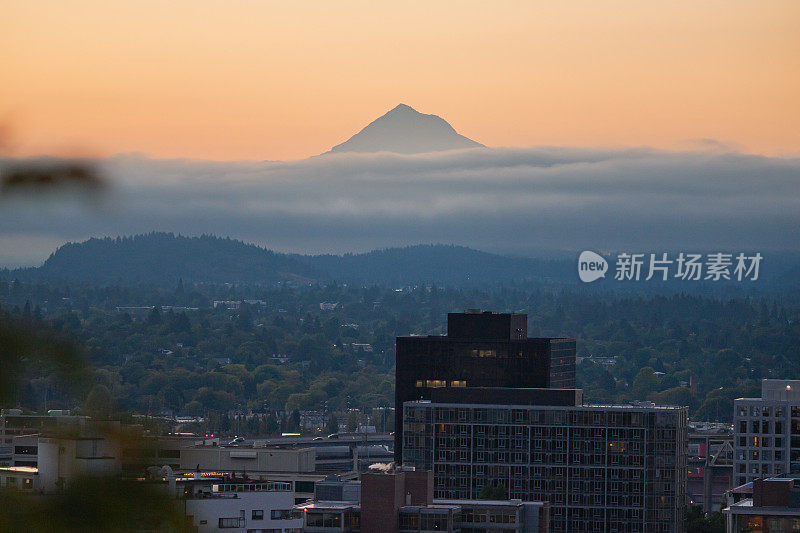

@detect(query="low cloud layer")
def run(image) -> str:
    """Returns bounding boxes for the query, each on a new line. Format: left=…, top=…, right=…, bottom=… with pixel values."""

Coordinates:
left=1, top=146, right=798, bottom=267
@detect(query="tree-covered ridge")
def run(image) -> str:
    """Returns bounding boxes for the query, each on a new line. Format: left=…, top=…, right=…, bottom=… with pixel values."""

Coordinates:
left=17, top=233, right=322, bottom=285
left=297, top=244, right=567, bottom=285
left=6, top=233, right=800, bottom=290
left=8, top=232, right=570, bottom=287
left=1, top=279, right=797, bottom=426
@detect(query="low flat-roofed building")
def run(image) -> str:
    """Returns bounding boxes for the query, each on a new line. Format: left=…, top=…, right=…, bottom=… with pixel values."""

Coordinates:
left=0, top=409, right=88, bottom=466
left=0, top=466, right=38, bottom=491
left=122, top=433, right=216, bottom=474
left=181, top=479, right=303, bottom=532
left=9, top=434, right=39, bottom=467
left=295, top=470, right=550, bottom=532
left=724, top=476, right=800, bottom=532
left=296, top=500, right=362, bottom=532
left=433, top=498, right=549, bottom=533
left=172, top=467, right=356, bottom=505
left=180, top=445, right=315, bottom=474
left=0, top=431, right=121, bottom=493
left=37, top=434, right=122, bottom=492
left=314, top=476, right=361, bottom=503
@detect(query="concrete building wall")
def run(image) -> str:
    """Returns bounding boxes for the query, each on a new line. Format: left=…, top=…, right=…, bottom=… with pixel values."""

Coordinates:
left=36, top=436, right=122, bottom=492
left=732, top=380, right=800, bottom=486
left=361, top=472, right=404, bottom=533
left=180, top=447, right=315, bottom=474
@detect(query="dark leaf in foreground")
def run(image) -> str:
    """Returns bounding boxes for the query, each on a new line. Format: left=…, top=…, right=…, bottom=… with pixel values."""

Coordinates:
left=0, top=160, right=105, bottom=194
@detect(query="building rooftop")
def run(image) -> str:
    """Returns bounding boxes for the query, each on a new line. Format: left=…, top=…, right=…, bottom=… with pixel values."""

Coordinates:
left=295, top=500, right=360, bottom=510
left=406, top=399, right=686, bottom=411
left=724, top=476, right=800, bottom=515
left=0, top=466, right=38, bottom=474
left=434, top=499, right=533, bottom=507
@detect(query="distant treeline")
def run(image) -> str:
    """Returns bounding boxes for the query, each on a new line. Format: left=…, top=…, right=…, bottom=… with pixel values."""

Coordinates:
left=1, top=277, right=798, bottom=427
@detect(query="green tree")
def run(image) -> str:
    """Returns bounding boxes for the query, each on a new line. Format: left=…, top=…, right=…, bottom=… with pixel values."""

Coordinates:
left=632, top=366, right=660, bottom=400
left=346, top=411, right=359, bottom=433
left=171, top=312, right=191, bottom=333
left=84, top=384, right=115, bottom=419
left=327, top=414, right=339, bottom=435
left=477, top=483, right=508, bottom=500
left=649, top=386, right=696, bottom=409
left=685, top=506, right=724, bottom=533
left=236, top=306, right=253, bottom=331
left=146, top=306, right=162, bottom=326
left=265, top=413, right=279, bottom=435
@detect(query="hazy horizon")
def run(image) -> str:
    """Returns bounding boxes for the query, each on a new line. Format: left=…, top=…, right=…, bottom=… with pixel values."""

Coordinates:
left=2, top=144, right=798, bottom=267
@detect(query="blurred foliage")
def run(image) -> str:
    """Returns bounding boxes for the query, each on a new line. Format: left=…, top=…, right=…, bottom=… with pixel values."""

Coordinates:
left=0, top=478, right=192, bottom=532
left=685, top=505, right=725, bottom=533
left=0, top=308, right=90, bottom=406
left=477, top=483, right=508, bottom=500
left=0, top=160, right=105, bottom=195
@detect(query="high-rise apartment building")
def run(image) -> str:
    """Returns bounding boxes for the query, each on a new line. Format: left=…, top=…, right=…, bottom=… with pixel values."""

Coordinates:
left=402, top=388, right=688, bottom=533
left=733, top=379, right=800, bottom=486
left=395, top=311, right=576, bottom=461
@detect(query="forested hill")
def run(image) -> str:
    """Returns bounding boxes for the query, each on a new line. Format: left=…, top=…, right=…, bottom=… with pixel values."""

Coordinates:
left=5, top=234, right=569, bottom=287
left=6, top=233, right=800, bottom=290
left=11, top=233, right=322, bottom=286
left=298, top=245, right=567, bottom=285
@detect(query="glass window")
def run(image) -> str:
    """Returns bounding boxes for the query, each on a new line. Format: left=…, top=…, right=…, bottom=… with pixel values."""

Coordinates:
left=271, top=509, right=293, bottom=520
left=295, top=481, right=315, bottom=493
left=218, top=518, right=239, bottom=528
left=252, top=510, right=263, bottom=520
left=307, top=512, right=324, bottom=527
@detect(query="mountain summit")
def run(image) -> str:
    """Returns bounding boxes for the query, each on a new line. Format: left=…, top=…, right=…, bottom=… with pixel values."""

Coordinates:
left=327, top=104, right=484, bottom=154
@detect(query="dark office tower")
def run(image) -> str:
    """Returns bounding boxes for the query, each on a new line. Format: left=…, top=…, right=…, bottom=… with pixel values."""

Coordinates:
left=394, top=310, right=576, bottom=461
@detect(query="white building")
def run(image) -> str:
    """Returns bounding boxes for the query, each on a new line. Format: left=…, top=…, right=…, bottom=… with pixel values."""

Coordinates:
left=0, top=433, right=121, bottom=492
left=182, top=480, right=302, bottom=532
left=0, top=409, right=87, bottom=466
left=733, top=379, right=800, bottom=486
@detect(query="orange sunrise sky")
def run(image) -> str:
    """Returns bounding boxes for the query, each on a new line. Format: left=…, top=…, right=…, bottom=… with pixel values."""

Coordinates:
left=2, top=0, right=799, bottom=161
